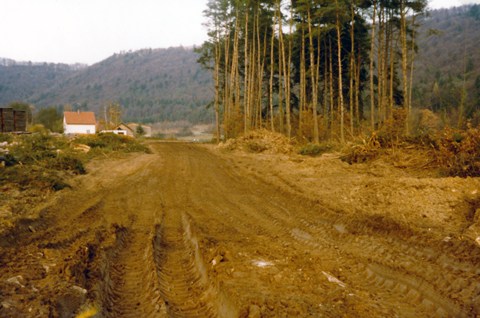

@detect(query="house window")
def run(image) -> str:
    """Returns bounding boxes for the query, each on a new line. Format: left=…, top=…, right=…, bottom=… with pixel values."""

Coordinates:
left=87, top=130, right=90, bottom=134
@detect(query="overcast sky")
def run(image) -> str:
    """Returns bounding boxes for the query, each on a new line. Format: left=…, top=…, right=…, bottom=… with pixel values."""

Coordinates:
left=0, top=0, right=478, bottom=65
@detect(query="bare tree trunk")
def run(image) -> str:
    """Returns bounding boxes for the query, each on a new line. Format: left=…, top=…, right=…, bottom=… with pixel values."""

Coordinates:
left=278, top=1, right=285, bottom=134
left=214, top=12, right=221, bottom=143
left=224, top=11, right=232, bottom=135
left=329, top=37, right=334, bottom=136
left=307, top=5, right=319, bottom=144
left=355, top=47, right=361, bottom=124
left=278, top=31, right=284, bottom=133
left=286, top=0, right=293, bottom=138
left=349, top=1, right=355, bottom=135
left=244, top=9, right=249, bottom=134
left=400, top=0, right=409, bottom=133
left=300, top=16, right=306, bottom=139
left=269, top=2, right=279, bottom=132
left=378, top=3, right=384, bottom=123
left=370, top=0, right=377, bottom=129
left=336, top=2, right=345, bottom=143
left=408, top=15, right=416, bottom=113
left=324, top=39, right=329, bottom=126
left=259, top=23, right=268, bottom=128
left=228, top=11, right=240, bottom=138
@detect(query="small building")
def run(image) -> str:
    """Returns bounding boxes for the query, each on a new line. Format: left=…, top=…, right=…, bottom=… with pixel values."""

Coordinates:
left=114, top=123, right=134, bottom=137
left=1, top=108, right=26, bottom=132
left=64, top=111, right=96, bottom=134
left=100, top=123, right=134, bottom=136
left=127, top=123, right=152, bottom=137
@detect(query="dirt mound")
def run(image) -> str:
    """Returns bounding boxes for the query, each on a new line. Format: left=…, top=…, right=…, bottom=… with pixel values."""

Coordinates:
left=218, top=129, right=294, bottom=154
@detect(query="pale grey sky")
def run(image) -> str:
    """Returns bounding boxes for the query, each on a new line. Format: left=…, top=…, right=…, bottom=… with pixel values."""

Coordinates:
left=0, top=0, right=478, bottom=65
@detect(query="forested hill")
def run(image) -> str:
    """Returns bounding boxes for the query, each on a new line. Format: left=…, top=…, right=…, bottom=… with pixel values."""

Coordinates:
left=0, top=47, right=214, bottom=124
left=0, top=59, right=86, bottom=107
left=412, top=4, right=480, bottom=116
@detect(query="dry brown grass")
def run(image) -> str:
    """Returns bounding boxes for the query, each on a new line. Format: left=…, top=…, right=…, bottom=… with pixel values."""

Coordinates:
left=218, top=129, right=295, bottom=154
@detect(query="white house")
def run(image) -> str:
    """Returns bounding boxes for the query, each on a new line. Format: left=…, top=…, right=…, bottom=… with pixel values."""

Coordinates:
left=64, top=111, right=96, bottom=134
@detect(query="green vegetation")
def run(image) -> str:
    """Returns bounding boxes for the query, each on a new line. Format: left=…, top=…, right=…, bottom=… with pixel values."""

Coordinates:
left=0, top=134, right=14, bottom=143
left=75, top=133, right=152, bottom=155
left=0, top=133, right=151, bottom=192
left=36, top=106, right=63, bottom=133
left=136, top=124, right=145, bottom=136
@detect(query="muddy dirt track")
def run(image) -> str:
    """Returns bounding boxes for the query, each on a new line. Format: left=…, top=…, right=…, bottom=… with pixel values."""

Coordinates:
left=1, top=142, right=480, bottom=317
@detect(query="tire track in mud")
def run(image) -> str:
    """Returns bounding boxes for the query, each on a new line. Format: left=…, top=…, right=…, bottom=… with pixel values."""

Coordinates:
left=259, top=193, right=478, bottom=317
left=153, top=211, right=237, bottom=318
left=94, top=226, right=166, bottom=318
left=165, top=144, right=479, bottom=317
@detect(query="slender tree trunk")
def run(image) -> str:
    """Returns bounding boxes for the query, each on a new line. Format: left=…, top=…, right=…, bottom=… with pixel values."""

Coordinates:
left=300, top=16, right=306, bottom=139
left=286, top=0, right=293, bottom=138
left=228, top=12, right=240, bottom=138
left=307, top=6, right=319, bottom=144
left=378, top=4, right=384, bottom=124
left=408, top=15, right=417, bottom=113
left=214, top=15, right=221, bottom=143
left=370, top=0, right=377, bottom=129
left=355, top=46, right=361, bottom=123
left=224, top=12, right=231, bottom=135
left=329, top=37, right=334, bottom=136
left=336, top=4, right=345, bottom=143
left=350, top=1, right=355, bottom=135
left=278, top=1, right=285, bottom=133
left=244, top=9, right=249, bottom=134
left=269, top=2, right=278, bottom=132
left=259, top=24, right=268, bottom=128
left=324, top=39, right=329, bottom=125
left=400, top=0, right=409, bottom=133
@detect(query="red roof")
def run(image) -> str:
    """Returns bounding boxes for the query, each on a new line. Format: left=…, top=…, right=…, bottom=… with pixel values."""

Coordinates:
left=64, top=112, right=96, bottom=125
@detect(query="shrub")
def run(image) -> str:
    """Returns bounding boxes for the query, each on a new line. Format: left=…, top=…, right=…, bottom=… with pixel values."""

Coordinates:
left=75, top=133, right=152, bottom=154
left=0, top=134, right=14, bottom=143
left=435, top=126, right=480, bottom=177
left=28, top=124, right=50, bottom=134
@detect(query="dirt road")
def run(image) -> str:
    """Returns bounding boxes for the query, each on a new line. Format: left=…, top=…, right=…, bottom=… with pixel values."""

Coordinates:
left=1, top=142, right=479, bottom=317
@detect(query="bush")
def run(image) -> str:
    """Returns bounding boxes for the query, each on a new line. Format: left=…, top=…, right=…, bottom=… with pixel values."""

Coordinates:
left=1, top=133, right=152, bottom=193
left=75, top=133, right=152, bottom=154
left=435, top=126, right=480, bottom=177
left=9, top=133, right=86, bottom=175
left=0, top=166, right=70, bottom=191
left=0, top=134, right=14, bottom=143
left=28, top=124, right=50, bottom=134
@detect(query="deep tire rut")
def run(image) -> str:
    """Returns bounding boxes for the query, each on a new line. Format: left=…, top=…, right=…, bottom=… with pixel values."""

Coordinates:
left=154, top=211, right=236, bottom=318
left=103, top=227, right=167, bottom=318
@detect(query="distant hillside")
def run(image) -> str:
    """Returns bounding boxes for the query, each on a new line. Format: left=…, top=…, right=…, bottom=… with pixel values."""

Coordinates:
left=0, top=47, right=215, bottom=124
left=0, top=59, right=85, bottom=106
left=412, top=4, right=480, bottom=119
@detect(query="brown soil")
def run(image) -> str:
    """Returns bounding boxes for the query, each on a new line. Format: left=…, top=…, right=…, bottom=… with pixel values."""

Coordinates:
left=1, top=141, right=479, bottom=317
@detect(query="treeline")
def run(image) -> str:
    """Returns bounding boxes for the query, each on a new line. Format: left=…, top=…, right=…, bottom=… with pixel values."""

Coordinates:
left=195, top=0, right=446, bottom=143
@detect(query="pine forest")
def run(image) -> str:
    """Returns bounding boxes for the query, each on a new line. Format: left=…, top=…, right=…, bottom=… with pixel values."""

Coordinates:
left=196, top=0, right=480, bottom=143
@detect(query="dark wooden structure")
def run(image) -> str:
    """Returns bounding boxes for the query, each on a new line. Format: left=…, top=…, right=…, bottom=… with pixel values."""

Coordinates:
left=1, top=108, right=27, bottom=133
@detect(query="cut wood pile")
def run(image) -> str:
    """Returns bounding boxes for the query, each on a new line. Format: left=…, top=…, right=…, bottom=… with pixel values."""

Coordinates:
left=218, top=129, right=295, bottom=154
